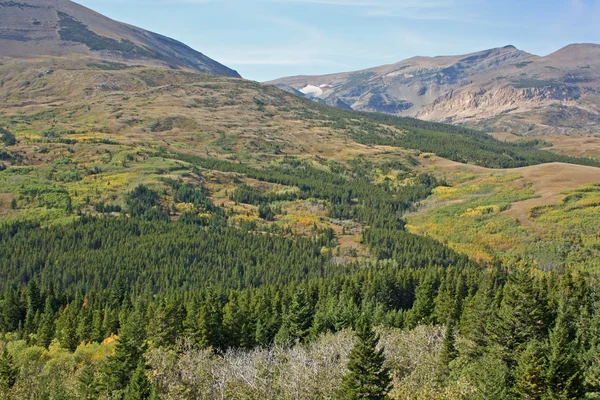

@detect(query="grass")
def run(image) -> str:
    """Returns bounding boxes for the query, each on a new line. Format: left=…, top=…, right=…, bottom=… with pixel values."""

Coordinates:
left=406, top=166, right=600, bottom=272
left=406, top=172, right=537, bottom=264
left=1, top=58, right=600, bottom=269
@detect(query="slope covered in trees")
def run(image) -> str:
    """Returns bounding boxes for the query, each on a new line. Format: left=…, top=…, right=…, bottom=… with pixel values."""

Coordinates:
left=1, top=56, right=600, bottom=400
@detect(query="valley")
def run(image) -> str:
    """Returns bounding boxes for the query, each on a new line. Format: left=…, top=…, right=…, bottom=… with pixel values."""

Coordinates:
left=1, top=1, right=600, bottom=399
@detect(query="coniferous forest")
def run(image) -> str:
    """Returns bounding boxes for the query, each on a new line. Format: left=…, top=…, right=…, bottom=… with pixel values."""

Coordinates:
left=1, top=148, right=600, bottom=400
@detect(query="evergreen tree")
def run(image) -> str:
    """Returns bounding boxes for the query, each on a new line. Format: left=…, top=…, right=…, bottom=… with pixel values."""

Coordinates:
left=55, top=305, right=79, bottom=351
left=23, top=308, right=36, bottom=340
left=26, top=281, right=42, bottom=314
left=123, top=361, right=152, bottom=400
left=77, top=362, right=99, bottom=400
left=0, top=289, right=24, bottom=333
left=339, top=318, right=392, bottom=400
left=545, top=302, right=584, bottom=399
left=0, top=346, right=17, bottom=390
left=287, top=287, right=314, bottom=343
left=221, top=293, right=245, bottom=349
left=405, top=278, right=437, bottom=329
left=197, top=296, right=222, bottom=350
left=438, top=323, right=458, bottom=375
left=37, top=297, right=55, bottom=348
left=146, top=299, right=185, bottom=349
left=460, top=274, right=498, bottom=349
left=489, top=267, right=550, bottom=372
left=77, top=307, right=94, bottom=344
left=512, top=340, right=548, bottom=399
left=101, top=309, right=147, bottom=395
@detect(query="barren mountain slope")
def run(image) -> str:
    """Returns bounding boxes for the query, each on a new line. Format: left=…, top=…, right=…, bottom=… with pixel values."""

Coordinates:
left=0, top=0, right=240, bottom=77
left=269, top=44, right=600, bottom=136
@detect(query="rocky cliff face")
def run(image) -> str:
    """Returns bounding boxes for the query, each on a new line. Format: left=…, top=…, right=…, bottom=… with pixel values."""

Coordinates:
left=0, top=0, right=241, bottom=77
left=269, top=44, right=600, bottom=136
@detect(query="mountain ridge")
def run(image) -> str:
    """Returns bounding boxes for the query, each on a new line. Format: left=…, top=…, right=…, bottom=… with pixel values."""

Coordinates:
left=268, top=44, right=600, bottom=136
left=0, top=0, right=241, bottom=77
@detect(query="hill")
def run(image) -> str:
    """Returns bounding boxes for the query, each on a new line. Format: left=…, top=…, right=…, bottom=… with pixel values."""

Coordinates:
left=0, top=0, right=240, bottom=77
left=268, top=44, right=600, bottom=136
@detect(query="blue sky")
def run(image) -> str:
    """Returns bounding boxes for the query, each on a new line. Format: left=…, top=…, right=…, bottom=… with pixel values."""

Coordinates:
left=75, top=0, right=600, bottom=81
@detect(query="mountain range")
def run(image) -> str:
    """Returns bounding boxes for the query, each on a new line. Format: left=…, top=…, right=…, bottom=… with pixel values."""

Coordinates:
left=0, top=0, right=240, bottom=77
left=269, top=44, right=600, bottom=136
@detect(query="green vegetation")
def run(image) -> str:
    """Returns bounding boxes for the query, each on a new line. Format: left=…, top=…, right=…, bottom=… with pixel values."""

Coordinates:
left=1, top=59, right=600, bottom=399
left=57, top=12, right=154, bottom=57
left=407, top=175, right=600, bottom=273
left=0, top=127, right=15, bottom=146
left=299, top=100, right=600, bottom=168
left=339, top=318, right=392, bottom=399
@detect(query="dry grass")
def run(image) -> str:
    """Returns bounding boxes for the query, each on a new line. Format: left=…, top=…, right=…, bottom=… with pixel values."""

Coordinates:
left=501, top=163, right=600, bottom=226
left=418, top=155, right=600, bottom=226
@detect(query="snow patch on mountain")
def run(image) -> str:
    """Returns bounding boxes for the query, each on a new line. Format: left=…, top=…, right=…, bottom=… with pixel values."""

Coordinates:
left=300, top=85, right=323, bottom=97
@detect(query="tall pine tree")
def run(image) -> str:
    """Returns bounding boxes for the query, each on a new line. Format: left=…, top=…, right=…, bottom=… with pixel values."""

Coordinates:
left=123, top=361, right=152, bottom=400
left=100, top=309, right=147, bottom=396
left=0, top=346, right=17, bottom=391
left=339, top=318, right=392, bottom=400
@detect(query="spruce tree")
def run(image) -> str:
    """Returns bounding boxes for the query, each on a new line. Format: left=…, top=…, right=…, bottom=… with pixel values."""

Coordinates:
left=339, top=318, right=392, bottom=400
left=101, top=309, right=147, bottom=395
left=489, top=267, right=550, bottom=371
left=37, top=297, right=55, bottom=348
left=405, top=278, right=436, bottom=329
left=287, top=287, right=314, bottom=343
left=512, top=340, right=548, bottom=399
left=77, top=362, right=99, bottom=400
left=0, top=346, right=17, bottom=390
left=55, top=305, right=79, bottom=351
left=123, top=361, right=152, bottom=400
left=545, top=303, right=583, bottom=399
left=438, top=323, right=458, bottom=376
left=197, top=300, right=222, bottom=350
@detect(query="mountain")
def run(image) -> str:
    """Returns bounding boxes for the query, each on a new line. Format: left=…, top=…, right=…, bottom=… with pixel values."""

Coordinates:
left=268, top=44, right=600, bottom=136
left=0, top=0, right=240, bottom=77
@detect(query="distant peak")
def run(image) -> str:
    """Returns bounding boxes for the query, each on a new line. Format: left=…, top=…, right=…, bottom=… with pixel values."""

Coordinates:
left=544, top=43, right=600, bottom=59
left=503, top=45, right=517, bottom=49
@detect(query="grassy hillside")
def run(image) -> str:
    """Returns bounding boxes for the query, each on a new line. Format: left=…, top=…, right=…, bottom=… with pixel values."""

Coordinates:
left=1, top=59, right=600, bottom=400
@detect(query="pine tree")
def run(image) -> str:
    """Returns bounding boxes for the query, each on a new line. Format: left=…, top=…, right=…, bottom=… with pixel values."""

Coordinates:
left=197, top=299, right=222, bottom=350
left=0, top=289, right=24, bottom=333
left=489, top=267, right=550, bottom=371
left=287, top=287, right=314, bottom=343
left=339, top=318, right=392, bottom=400
left=37, top=297, right=55, bottom=348
left=26, top=281, right=42, bottom=314
left=147, top=300, right=185, bottom=349
left=123, top=361, right=152, bottom=400
left=100, top=309, right=147, bottom=395
left=545, top=302, right=584, bottom=399
left=512, top=340, right=548, bottom=400
left=77, top=307, right=93, bottom=344
left=55, top=305, right=79, bottom=351
left=23, top=308, right=36, bottom=340
left=460, top=274, right=497, bottom=349
left=222, top=293, right=244, bottom=349
left=438, top=323, right=458, bottom=376
left=405, top=278, right=437, bottom=329
left=77, top=362, right=99, bottom=400
left=0, top=346, right=17, bottom=390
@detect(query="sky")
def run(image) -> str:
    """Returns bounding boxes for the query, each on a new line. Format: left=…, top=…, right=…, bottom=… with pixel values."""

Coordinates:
left=75, top=0, right=600, bottom=82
